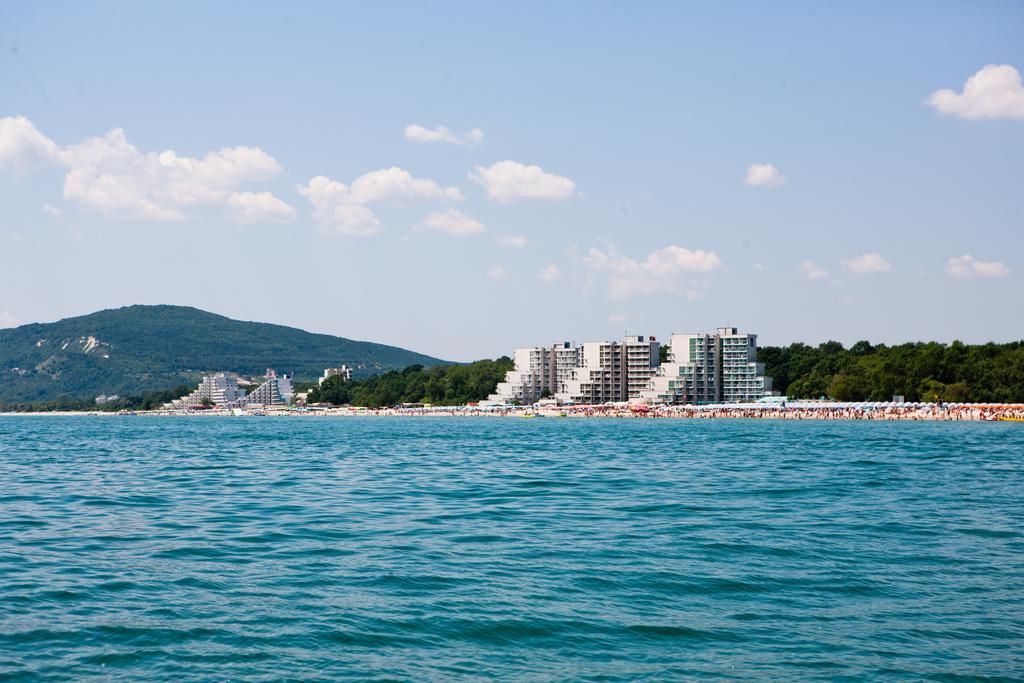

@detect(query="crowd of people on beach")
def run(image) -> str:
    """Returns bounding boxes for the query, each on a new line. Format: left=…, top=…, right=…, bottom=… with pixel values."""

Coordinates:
left=287, top=402, right=1024, bottom=422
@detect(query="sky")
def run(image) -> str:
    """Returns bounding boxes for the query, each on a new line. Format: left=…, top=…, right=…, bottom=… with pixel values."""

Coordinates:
left=1, top=1, right=1022, bottom=361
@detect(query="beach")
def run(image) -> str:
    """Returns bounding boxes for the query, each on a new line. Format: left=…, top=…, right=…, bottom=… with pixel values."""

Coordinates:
left=8, top=402, right=1023, bottom=421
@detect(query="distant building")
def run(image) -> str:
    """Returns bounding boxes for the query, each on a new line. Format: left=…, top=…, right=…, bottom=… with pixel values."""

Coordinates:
left=487, top=336, right=660, bottom=405
left=556, top=335, right=660, bottom=404
left=167, top=372, right=245, bottom=409
left=320, top=364, right=353, bottom=385
left=94, top=394, right=119, bottom=405
left=640, top=327, right=772, bottom=404
left=239, top=369, right=293, bottom=406
left=487, top=342, right=580, bottom=405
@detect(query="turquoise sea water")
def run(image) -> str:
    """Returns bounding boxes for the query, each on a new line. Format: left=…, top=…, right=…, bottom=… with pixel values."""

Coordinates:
left=1, top=416, right=1022, bottom=681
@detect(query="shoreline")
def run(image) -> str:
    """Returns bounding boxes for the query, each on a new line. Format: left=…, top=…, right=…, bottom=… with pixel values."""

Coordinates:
left=3, top=403, right=1023, bottom=422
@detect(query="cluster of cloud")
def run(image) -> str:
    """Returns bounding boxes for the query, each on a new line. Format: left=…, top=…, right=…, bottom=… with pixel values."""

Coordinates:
left=946, top=255, right=1010, bottom=279
left=744, top=163, right=786, bottom=187
left=538, top=264, right=562, bottom=282
left=799, top=253, right=893, bottom=280
left=844, top=252, right=892, bottom=274
left=2, top=117, right=587, bottom=240
left=471, top=160, right=576, bottom=203
left=801, top=260, right=828, bottom=280
left=0, top=116, right=295, bottom=223
left=297, top=168, right=463, bottom=236
left=5, top=107, right=1017, bottom=299
left=799, top=252, right=1011, bottom=282
left=404, top=124, right=483, bottom=145
left=421, top=207, right=485, bottom=235
left=572, top=243, right=722, bottom=300
left=926, top=64, right=1024, bottom=120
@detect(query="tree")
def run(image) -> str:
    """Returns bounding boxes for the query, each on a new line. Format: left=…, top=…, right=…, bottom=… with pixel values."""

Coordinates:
left=304, top=357, right=514, bottom=408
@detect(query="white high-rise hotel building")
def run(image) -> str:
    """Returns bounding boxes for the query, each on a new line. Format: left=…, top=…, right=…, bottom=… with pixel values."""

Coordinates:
left=489, top=342, right=581, bottom=405
left=556, top=336, right=660, bottom=404
left=640, top=327, right=772, bottom=404
left=489, top=327, right=772, bottom=405
left=488, top=336, right=660, bottom=405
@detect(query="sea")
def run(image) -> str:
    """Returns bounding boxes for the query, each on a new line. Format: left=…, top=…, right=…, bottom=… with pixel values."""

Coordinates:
left=1, top=416, right=1022, bottom=681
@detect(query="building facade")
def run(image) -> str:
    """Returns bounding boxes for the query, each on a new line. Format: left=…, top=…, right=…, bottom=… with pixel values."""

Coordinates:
left=487, top=342, right=580, bottom=405
left=239, top=369, right=293, bottom=406
left=320, top=365, right=353, bottom=385
left=640, top=327, right=772, bottom=404
left=167, top=372, right=245, bottom=409
left=555, top=335, right=660, bottom=404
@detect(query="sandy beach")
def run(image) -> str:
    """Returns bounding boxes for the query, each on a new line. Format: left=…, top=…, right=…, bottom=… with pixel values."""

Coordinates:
left=6, top=402, right=1023, bottom=421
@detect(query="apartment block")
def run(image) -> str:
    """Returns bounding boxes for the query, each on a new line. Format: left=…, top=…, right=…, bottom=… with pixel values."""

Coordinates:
left=167, top=372, right=245, bottom=409
left=641, top=327, right=771, bottom=404
left=487, top=342, right=580, bottom=405
left=555, top=335, right=660, bottom=404
left=240, top=369, right=294, bottom=406
left=320, top=365, right=353, bottom=385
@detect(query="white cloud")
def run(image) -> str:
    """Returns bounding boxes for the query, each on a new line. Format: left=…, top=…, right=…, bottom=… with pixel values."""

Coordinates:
left=297, top=175, right=381, bottom=236
left=608, top=313, right=628, bottom=325
left=496, top=234, right=528, bottom=249
left=486, top=264, right=507, bottom=280
left=227, top=191, right=297, bottom=224
left=0, top=116, right=61, bottom=171
left=926, top=64, right=1024, bottom=120
left=946, top=254, right=1010, bottom=279
left=538, top=264, right=562, bottom=282
left=422, top=207, right=485, bottom=235
left=42, top=203, right=61, bottom=216
left=801, top=260, right=828, bottom=280
left=744, top=163, right=786, bottom=187
left=0, top=116, right=294, bottom=223
left=349, top=167, right=463, bottom=203
left=579, top=243, right=722, bottom=300
left=0, top=310, right=19, bottom=328
left=404, top=124, right=484, bottom=145
left=844, top=252, right=892, bottom=274
left=470, top=160, right=575, bottom=203
left=752, top=263, right=765, bottom=271
left=297, top=168, right=462, bottom=237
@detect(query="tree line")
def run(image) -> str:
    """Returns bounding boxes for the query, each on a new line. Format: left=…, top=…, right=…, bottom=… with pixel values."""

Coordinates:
left=0, top=385, right=193, bottom=413
left=759, top=340, right=1024, bottom=402
left=307, top=358, right=513, bottom=408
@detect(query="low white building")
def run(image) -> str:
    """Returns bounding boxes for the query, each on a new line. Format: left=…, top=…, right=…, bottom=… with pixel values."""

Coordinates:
left=320, top=365, right=353, bottom=385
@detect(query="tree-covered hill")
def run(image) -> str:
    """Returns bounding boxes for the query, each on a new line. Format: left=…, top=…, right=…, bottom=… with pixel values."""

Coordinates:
left=0, top=305, right=448, bottom=404
left=759, top=340, right=1024, bottom=403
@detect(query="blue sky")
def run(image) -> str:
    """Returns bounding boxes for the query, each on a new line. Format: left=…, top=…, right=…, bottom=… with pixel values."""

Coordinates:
left=1, top=1, right=1022, bottom=361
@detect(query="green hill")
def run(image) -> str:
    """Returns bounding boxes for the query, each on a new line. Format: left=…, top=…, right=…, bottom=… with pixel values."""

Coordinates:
left=0, top=305, right=448, bottom=404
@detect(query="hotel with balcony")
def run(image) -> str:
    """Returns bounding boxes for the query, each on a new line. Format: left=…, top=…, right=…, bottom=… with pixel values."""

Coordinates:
left=556, top=335, right=660, bottom=404
left=487, top=342, right=580, bottom=405
left=639, top=327, right=772, bottom=404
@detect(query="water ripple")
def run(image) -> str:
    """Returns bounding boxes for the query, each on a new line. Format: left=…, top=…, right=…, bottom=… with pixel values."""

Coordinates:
left=1, top=416, right=1022, bottom=680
